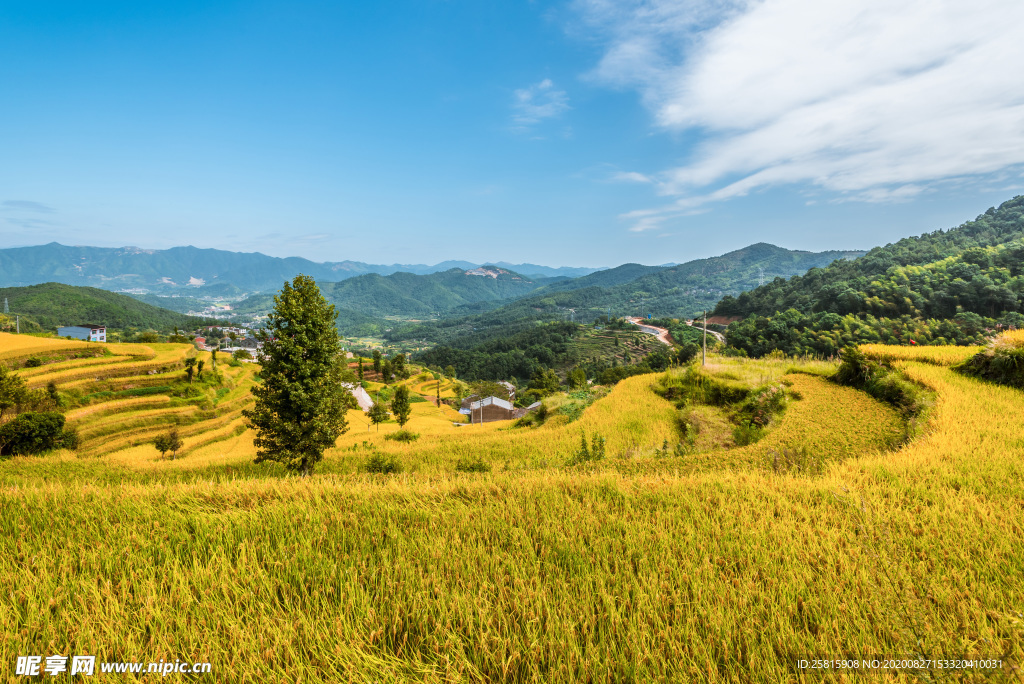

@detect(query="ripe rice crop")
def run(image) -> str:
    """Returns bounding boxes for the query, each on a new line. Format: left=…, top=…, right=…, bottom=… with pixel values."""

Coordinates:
left=0, top=347, right=1020, bottom=681
left=0, top=332, right=93, bottom=360
left=859, top=343, right=982, bottom=366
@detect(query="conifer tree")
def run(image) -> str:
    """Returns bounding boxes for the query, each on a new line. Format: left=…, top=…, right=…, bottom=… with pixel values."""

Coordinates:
left=391, top=385, right=411, bottom=428
left=243, top=275, right=349, bottom=476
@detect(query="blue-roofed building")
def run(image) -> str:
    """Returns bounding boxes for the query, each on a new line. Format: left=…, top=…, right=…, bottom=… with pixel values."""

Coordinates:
left=57, top=324, right=106, bottom=342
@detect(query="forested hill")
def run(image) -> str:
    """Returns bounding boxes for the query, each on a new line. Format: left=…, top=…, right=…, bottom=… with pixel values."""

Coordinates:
left=318, top=267, right=547, bottom=318
left=713, top=197, right=1024, bottom=357
left=386, top=243, right=863, bottom=347
left=715, top=196, right=1024, bottom=320
left=0, top=283, right=225, bottom=332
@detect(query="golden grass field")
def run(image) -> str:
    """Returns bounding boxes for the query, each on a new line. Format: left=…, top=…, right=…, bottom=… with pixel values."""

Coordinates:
left=1, top=333, right=1022, bottom=682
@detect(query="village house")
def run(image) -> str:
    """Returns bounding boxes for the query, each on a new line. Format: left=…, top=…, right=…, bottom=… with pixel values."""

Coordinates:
left=57, top=324, right=106, bottom=342
left=458, top=395, right=541, bottom=423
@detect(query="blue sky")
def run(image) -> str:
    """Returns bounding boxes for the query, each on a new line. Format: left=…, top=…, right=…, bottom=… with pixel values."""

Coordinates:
left=2, top=0, right=1023, bottom=267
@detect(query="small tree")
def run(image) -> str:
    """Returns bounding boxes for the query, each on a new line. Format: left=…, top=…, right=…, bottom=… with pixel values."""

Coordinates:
left=391, top=385, right=411, bottom=428
left=0, top=364, right=29, bottom=422
left=211, top=348, right=217, bottom=369
left=154, top=428, right=183, bottom=460
left=394, top=353, right=407, bottom=378
left=242, top=275, right=350, bottom=477
left=380, top=359, right=393, bottom=385
left=358, top=357, right=364, bottom=382
left=567, top=368, right=586, bottom=390
left=372, top=350, right=382, bottom=375
left=367, top=401, right=389, bottom=432
left=444, top=365, right=457, bottom=380
left=197, top=359, right=205, bottom=380
left=183, top=357, right=197, bottom=384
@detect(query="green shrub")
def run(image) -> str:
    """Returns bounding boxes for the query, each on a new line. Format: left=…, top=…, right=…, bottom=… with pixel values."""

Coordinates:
left=0, top=412, right=66, bottom=456
left=384, top=430, right=419, bottom=442
left=364, top=452, right=403, bottom=474
left=955, top=338, right=1024, bottom=389
left=736, top=383, right=787, bottom=427
left=833, top=346, right=927, bottom=417
left=55, top=425, right=80, bottom=451
left=23, top=357, right=43, bottom=368
left=732, top=423, right=764, bottom=447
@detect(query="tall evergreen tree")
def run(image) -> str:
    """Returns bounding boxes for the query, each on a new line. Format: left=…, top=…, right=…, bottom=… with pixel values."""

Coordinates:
left=391, top=385, right=411, bottom=428
left=372, top=349, right=382, bottom=375
left=243, top=275, right=350, bottom=477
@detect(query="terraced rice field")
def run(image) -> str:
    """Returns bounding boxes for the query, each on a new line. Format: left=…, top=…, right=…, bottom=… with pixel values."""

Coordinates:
left=0, top=335, right=1021, bottom=682
left=0, top=332, right=95, bottom=362
left=857, top=343, right=983, bottom=366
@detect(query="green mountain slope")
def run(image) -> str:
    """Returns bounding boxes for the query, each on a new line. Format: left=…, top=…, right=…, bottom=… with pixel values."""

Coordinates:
left=0, top=283, right=223, bottom=333
left=713, top=196, right=1024, bottom=356
left=386, top=244, right=864, bottom=347
left=319, top=267, right=546, bottom=318
left=716, top=197, right=1024, bottom=319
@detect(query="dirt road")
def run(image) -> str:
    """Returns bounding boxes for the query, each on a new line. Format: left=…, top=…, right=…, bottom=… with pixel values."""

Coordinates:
left=685, top=319, right=726, bottom=343
left=626, top=317, right=673, bottom=346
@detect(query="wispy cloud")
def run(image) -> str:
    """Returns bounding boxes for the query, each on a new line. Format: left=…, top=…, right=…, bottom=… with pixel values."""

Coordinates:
left=512, top=79, right=570, bottom=130
left=3, top=200, right=55, bottom=213
left=611, top=171, right=653, bottom=184
left=575, top=0, right=1024, bottom=230
left=6, top=217, right=55, bottom=230
left=293, top=233, right=332, bottom=244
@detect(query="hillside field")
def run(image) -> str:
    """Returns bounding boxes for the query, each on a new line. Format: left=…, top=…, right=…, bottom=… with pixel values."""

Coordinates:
left=0, top=332, right=1021, bottom=681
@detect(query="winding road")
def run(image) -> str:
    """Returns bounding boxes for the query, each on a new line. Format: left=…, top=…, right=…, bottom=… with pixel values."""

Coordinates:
left=686, top=319, right=726, bottom=344
left=625, top=317, right=673, bottom=346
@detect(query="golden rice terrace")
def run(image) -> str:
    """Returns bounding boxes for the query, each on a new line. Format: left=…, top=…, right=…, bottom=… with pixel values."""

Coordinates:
left=0, top=331, right=1021, bottom=682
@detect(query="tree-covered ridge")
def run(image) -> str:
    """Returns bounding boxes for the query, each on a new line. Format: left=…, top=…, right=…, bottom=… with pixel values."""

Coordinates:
left=414, top=320, right=671, bottom=385
left=716, top=196, right=1024, bottom=319
left=318, top=267, right=547, bottom=318
left=387, top=244, right=864, bottom=346
left=0, top=283, right=225, bottom=332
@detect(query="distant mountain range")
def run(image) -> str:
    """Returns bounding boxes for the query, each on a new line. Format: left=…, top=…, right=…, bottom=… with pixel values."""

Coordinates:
left=0, top=243, right=603, bottom=293
left=383, top=243, right=865, bottom=346
left=0, top=240, right=863, bottom=340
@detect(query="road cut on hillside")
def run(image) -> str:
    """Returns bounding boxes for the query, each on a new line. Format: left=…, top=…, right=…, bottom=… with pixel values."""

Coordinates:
left=626, top=317, right=672, bottom=346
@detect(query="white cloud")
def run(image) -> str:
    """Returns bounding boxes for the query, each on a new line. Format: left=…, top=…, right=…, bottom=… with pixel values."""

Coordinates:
left=512, top=79, right=570, bottom=128
left=611, top=171, right=654, bottom=183
left=575, top=0, right=1024, bottom=229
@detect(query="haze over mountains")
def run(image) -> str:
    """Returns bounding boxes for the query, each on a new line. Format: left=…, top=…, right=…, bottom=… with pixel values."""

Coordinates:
left=0, top=240, right=865, bottom=334
left=0, top=243, right=602, bottom=293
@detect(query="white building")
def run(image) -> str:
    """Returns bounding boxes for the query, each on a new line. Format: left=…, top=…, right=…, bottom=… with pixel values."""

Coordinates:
left=57, top=324, right=106, bottom=342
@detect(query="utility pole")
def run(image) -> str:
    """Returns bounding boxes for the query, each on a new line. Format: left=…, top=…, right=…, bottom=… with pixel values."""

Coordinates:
left=702, top=310, right=707, bottom=366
